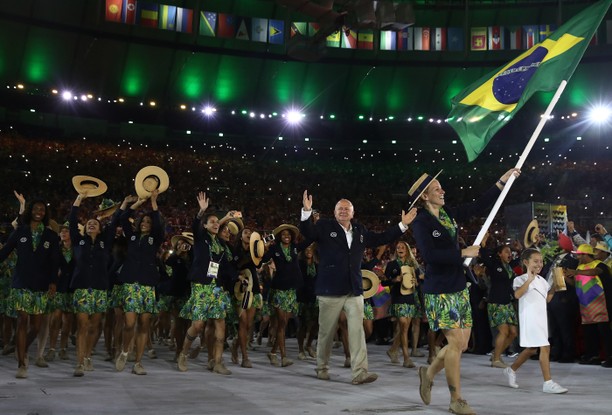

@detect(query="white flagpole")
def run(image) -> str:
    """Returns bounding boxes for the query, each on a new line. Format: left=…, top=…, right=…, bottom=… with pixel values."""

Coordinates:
left=463, top=80, right=568, bottom=267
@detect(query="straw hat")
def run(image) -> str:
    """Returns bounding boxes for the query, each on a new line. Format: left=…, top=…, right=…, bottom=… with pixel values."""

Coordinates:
left=219, top=214, right=244, bottom=236
left=94, top=198, right=120, bottom=220
left=249, top=232, right=266, bottom=266
left=170, top=233, right=194, bottom=250
left=407, top=170, right=443, bottom=210
left=572, top=243, right=594, bottom=255
left=72, top=175, right=108, bottom=197
left=273, top=224, right=300, bottom=240
left=134, top=166, right=169, bottom=199
left=524, top=219, right=540, bottom=248
left=234, top=269, right=254, bottom=310
left=399, top=265, right=417, bottom=295
left=594, top=242, right=612, bottom=254
left=362, top=269, right=381, bottom=299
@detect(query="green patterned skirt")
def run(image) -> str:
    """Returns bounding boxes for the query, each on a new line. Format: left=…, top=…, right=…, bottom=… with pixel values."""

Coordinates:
left=270, top=288, right=298, bottom=314
left=118, top=283, right=157, bottom=314
left=72, top=288, right=108, bottom=315
left=423, top=288, right=472, bottom=331
left=390, top=303, right=419, bottom=319
left=363, top=301, right=374, bottom=321
left=180, top=283, right=231, bottom=321
left=487, top=302, right=518, bottom=328
left=11, top=288, right=49, bottom=315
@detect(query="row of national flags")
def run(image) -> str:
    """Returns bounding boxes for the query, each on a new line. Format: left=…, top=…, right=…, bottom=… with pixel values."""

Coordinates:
left=105, top=1, right=612, bottom=51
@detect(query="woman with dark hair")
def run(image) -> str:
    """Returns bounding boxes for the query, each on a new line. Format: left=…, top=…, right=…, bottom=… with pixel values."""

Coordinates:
left=384, top=240, right=420, bottom=369
left=409, top=168, right=519, bottom=415
left=262, top=224, right=311, bottom=367
left=69, top=192, right=124, bottom=376
left=230, top=223, right=262, bottom=368
left=0, top=197, right=60, bottom=379
left=114, top=190, right=164, bottom=375
left=297, top=243, right=318, bottom=360
left=482, top=243, right=518, bottom=369
left=177, top=192, right=234, bottom=375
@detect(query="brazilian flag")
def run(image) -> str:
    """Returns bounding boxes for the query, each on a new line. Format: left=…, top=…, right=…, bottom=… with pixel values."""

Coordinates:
left=447, top=0, right=611, bottom=162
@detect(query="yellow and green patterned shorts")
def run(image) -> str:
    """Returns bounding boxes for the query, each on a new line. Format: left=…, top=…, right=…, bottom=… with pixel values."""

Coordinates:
left=363, top=302, right=374, bottom=321
left=424, top=288, right=472, bottom=331
left=180, top=283, right=231, bottom=321
left=48, top=292, right=74, bottom=313
left=487, top=302, right=518, bottom=328
left=72, top=288, right=108, bottom=314
left=119, top=283, right=157, bottom=314
left=390, top=303, right=419, bottom=319
left=11, top=288, right=49, bottom=315
left=108, top=284, right=124, bottom=309
left=270, top=288, right=298, bottom=314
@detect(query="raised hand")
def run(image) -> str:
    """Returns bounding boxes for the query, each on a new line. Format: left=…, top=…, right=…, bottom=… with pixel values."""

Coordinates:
left=197, top=191, right=209, bottom=212
left=303, top=190, right=313, bottom=211
left=401, top=207, right=418, bottom=227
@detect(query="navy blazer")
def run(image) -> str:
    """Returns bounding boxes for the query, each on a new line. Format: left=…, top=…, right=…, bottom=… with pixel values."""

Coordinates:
left=300, top=216, right=404, bottom=297
left=0, top=225, right=60, bottom=291
left=57, top=246, right=75, bottom=293
left=117, top=209, right=165, bottom=287
left=187, top=216, right=231, bottom=288
left=262, top=239, right=311, bottom=291
left=412, top=185, right=501, bottom=295
left=69, top=206, right=121, bottom=291
left=481, top=248, right=515, bottom=305
left=383, top=260, right=418, bottom=305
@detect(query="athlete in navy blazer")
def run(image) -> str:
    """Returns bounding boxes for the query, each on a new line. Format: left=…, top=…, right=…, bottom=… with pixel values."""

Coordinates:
left=299, top=190, right=417, bottom=385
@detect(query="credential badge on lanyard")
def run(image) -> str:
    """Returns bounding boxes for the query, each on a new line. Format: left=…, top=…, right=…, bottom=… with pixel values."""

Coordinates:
left=207, top=261, right=220, bottom=279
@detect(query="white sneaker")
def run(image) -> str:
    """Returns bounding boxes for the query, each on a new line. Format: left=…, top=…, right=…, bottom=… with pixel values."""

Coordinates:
left=503, top=367, right=518, bottom=388
left=543, top=380, right=568, bottom=394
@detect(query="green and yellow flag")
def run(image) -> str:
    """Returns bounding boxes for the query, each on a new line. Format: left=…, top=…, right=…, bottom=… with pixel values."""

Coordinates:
left=447, top=0, right=611, bottom=162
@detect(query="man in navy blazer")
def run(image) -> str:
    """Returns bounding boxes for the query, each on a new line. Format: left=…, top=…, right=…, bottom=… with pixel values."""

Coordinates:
left=299, top=190, right=417, bottom=384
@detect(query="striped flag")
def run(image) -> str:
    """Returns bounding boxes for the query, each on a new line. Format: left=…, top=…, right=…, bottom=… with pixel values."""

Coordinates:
left=380, top=31, right=397, bottom=50
left=432, top=27, right=447, bottom=51
left=447, top=27, right=464, bottom=51
left=397, top=27, right=414, bottom=51
left=523, top=25, right=539, bottom=49
left=507, top=26, right=522, bottom=49
left=341, top=27, right=357, bottom=49
left=488, top=26, right=504, bottom=50
left=158, top=5, right=177, bottom=30
left=358, top=30, right=374, bottom=49
left=137, top=2, right=159, bottom=28
left=121, top=0, right=136, bottom=24
left=176, top=8, right=193, bottom=33
left=269, top=19, right=284, bottom=44
left=199, top=11, right=217, bottom=37
left=414, top=27, right=431, bottom=50
left=251, top=18, right=268, bottom=42
left=470, top=27, right=487, bottom=51
left=105, top=0, right=122, bottom=22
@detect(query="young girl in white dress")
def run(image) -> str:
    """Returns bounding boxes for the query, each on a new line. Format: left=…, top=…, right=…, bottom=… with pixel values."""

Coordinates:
left=502, top=248, right=568, bottom=394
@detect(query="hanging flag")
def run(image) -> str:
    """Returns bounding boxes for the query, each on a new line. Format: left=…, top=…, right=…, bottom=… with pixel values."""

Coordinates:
left=176, top=7, right=193, bottom=33
left=397, top=27, right=414, bottom=51
left=506, top=26, right=522, bottom=50
left=488, top=26, right=504, bottom=50
left=235, top=17, right=251, bottom=41
left=106, top=0, right=123, bottom=22
left=269, top=19, right=284, bottom=44
left=326, top=30, right=341, bottom=48
left=308, top=22, right=320, bottom=37
left=470, top=27, right=487, bottom=51
left=158, top=5, right=177, bottom=30
left=291, top=22, right=308, bottom=37
left=539, top=24, right=557, bottom=41
left=199, top=11, right=217, bottom=37
left=358, top=30, right=374, bottom=49
left=380, top=31, right=397, bottom=50
left=447, top=0, right=612, bottom=162
left=432, top=27, right=447, bottom=51
left=447, top=27, right=464, bottom=51
left=217, top=13, right=236, bottom=38
left=414, top=27, right=430, bottom=50
left=121, top=0, right=137, bottom=24
left=523, top=25, right=539, bottom=49
left=251, top=18, right=268, bottom=42
left=341, top=27, right=357, bottom=49
left=138, top=2, right=159, bottom=28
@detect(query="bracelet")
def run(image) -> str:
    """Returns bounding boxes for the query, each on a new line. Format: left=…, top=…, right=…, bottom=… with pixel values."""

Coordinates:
left=497, top=179, right=506, bottom=186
